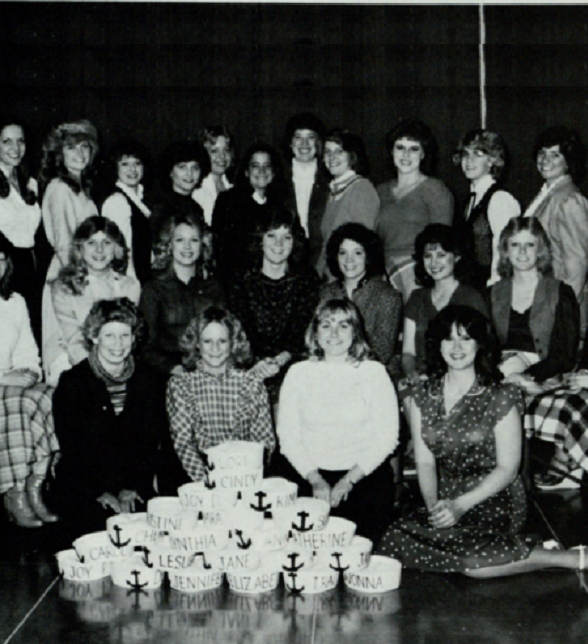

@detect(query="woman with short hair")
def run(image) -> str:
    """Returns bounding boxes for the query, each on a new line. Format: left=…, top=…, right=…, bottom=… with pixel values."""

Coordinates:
left=375, top=119, right=454, bottom=302
left=51, top=297, right=165, bottom=539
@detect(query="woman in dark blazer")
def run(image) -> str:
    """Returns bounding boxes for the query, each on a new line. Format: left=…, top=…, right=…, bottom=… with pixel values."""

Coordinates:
left=51, top=298, right=167, bottom=539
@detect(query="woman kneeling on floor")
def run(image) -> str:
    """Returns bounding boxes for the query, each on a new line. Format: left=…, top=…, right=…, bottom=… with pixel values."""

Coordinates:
left=51, top=298, right=166, bottom=538
left=377, top=305, right=587, bottom=576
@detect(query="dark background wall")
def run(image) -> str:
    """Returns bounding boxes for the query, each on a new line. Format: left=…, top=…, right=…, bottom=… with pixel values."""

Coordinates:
left=3, top=3, right=588, bottom=208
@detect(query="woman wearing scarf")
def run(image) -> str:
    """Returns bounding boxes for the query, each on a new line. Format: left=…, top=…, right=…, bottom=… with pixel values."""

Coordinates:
left=51, top=298, right=166, bottom=540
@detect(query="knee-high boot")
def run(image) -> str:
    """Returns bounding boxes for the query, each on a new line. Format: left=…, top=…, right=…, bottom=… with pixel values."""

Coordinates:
left=4, top=481, right=43, bottom=528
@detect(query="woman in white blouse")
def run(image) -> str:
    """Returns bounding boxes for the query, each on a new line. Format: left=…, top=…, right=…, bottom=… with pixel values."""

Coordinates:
left=101, top=140, right=153, bottom=283
left=192, top=125, right=235, bottom=226
left=0, top=115, right=43, bottom=335
left=453, top=129, right=520, bottom=288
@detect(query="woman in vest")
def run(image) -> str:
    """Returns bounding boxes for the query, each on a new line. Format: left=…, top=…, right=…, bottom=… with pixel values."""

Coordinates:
left=453, top=129, right=520, bottom=288
left=489, top=217, right=579, bottom=396
left=101, top=140, right=153, bottom=284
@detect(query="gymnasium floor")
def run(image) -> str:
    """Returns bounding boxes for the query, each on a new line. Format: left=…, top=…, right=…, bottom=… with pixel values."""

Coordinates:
left=1, top=480, right=587, bottom=644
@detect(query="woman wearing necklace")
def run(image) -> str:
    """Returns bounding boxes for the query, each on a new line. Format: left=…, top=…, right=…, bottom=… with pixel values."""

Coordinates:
left=453, top=129, right=520, bottom=288
left=51, top=298, right=165, bottom=539
left=524, top=126, right=588, bottom=331
left=378, top=304, right=588, bottom=577
left=101, top=140, right=153, bottom=284
left=375, top=119, right=454, bottom=303
left=228, top=207, right=320, bottom=407
left=316, top=129, right=379, bottom=279
left=402, top=224, right=488, bottom=387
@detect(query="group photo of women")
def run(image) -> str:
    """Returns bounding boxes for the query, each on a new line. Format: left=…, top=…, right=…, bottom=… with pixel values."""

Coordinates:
left=2, top=108, right=588, bottom=581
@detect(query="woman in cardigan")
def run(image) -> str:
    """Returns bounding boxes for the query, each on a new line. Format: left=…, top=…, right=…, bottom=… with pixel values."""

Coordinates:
left=228, top=206, right=321, bottom=405
left=0, top=115, right=43, bottom=336
left=0, top=232, right=58, bottom=528
left=51, top=298, right=165, bottom=539
left=212, top=142, right=284, bottom=287
left=317, top=129, right=380, bottom=279
left=375, top=119, right=454, bottom=302
left=453, top=129, right=521, bottom=288
left=277, top=298, right=399, bottom=543
left=101, top=139, right=153, bottom=284
left=192, top=125, right=235, bottom=226
left=282, top=113, right=331, bottom=269
left=524, top=126, right=588, bottom=331
left=402, top=224, right=488, bottom=387
left=490, top=216, right=579, bottom=396
left=139, top=211, right=225, bottom=377
left=43, top=216, right=140, bottom=385
left=321, top=222, right=402, bottom=381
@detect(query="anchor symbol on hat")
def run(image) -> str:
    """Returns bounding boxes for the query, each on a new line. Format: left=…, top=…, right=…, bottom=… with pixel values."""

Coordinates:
left=292, top=511, right=314, bottom=532
left=285, top=571, right=305, bottom=594
left=234, top=529, right=252, bottom=550
left=141, top=547, right=154, bottom=569
left=328, top=552, right=349, bottom=572
left=73, top=546, right=85, bottom=564
left=126, top=570, right=148, bottom=592
left=203, top=468, right=216, bottom=490
left=250, top=490, right=271, bottom=513
left=282, top=552, right=304, bottom=573
left=109, top=524, right=131, bottom=549
left=195, top=551, right=212, bottom=570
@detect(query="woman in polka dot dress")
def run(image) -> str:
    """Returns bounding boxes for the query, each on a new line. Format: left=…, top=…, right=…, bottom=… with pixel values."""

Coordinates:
left=377, top=304, right=587, bottom=577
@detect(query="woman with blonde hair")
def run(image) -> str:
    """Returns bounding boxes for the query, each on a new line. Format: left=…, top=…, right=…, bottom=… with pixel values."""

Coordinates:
left=276, top=298, right=399, bottom=543
left=43, top=216, right=140, bottom=385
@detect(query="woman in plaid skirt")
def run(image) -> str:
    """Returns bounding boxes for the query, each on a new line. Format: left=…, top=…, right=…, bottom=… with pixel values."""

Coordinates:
left=0, top=232, right=59, bottom=527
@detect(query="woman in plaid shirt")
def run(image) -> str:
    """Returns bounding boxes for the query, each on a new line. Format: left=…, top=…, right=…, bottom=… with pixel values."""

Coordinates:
left=167, top=305, right=275, bottom=481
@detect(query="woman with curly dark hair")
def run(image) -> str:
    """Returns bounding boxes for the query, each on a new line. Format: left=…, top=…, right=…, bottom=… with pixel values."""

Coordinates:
left=0, top=116, right=43, bottom=329
left=43, top=216, right=140, bottom=385
left=166, top=305, right=275, bottom=482
left=317, top=129, right=380, bottom=279
left=100, top=139, right=154, bottom=284
left=401, top=224, right=488, bottom=387
left=378, top=304, right=588, bottom=577
left=51, top=297, right=165, bottom=539
left=524, top=126, right=588, bottom=331
left=375, top=119, right=454, bottom=302
left=40, top=120, right=100, bottom=282
left=139, top=211, right=225, bottom=377
left=212, top=142, right=284, bottom=287
left=321, top=222, right=402, bottom=380
left=228, top=206, right=321, bottom=405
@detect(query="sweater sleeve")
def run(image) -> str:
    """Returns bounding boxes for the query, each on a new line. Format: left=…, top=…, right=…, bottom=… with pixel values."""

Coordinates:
left=355, top=363, right=400, bottom=475
left=10, top=295, right=42, bottom=375
left=343, top=179, right=380, bottom=230
left=277, top=365, right=319, bottom=478
left=42, top=181, right=82, bottom=268
left=427, top=180, right=454, bottom=226
left=555, top=191, right=588, bottom=299
left=102, top=193, right=133, bottom=253
left=139, top=281, right=177, bottom=373
left=364, top=284, right=402, bottom=369
left=526, top=283, right=580, bottom=382
left=51, top=282, right=88, bottom=366
left=166, top=375, right=206, bottom=481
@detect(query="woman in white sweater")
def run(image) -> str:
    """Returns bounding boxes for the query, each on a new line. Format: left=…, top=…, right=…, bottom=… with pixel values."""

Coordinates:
left=276, top=297, right=399, bottom=544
